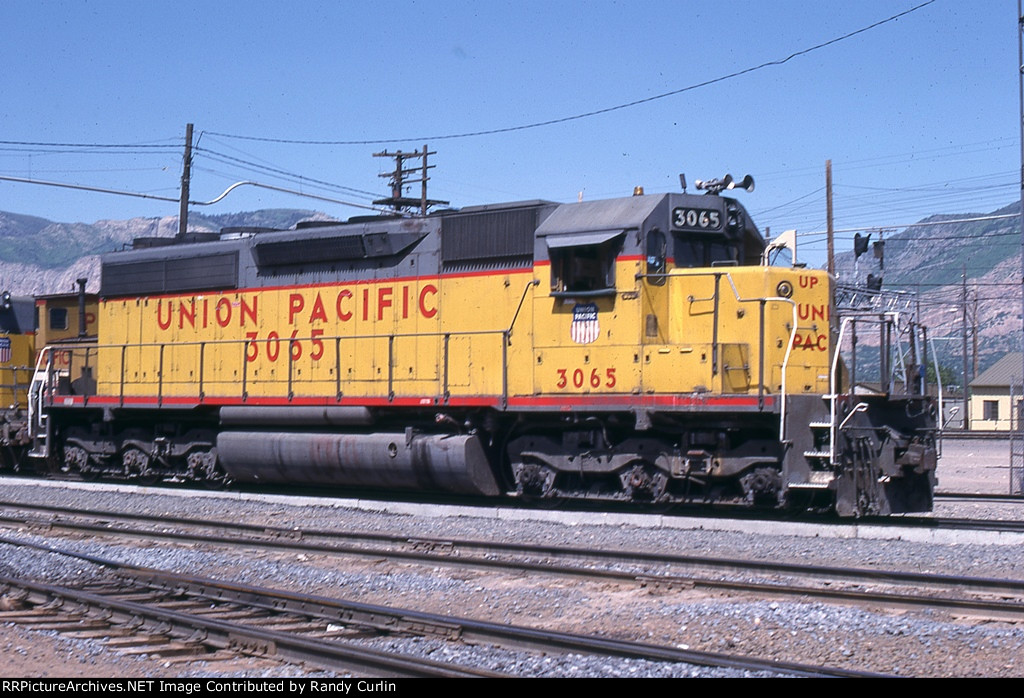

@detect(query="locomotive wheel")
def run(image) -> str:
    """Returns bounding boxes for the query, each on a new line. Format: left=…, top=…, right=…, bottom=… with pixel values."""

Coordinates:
left=739, top=466, right=782, bottom=506
left=618, top=463, right=669, bottom=502
left=186, top=449, right=231, bottom=489
left=121, top=446, right=163, bottom=485
left=201, top=460, right=233, bottom=490
left=512, top=460, right=565, bottom=507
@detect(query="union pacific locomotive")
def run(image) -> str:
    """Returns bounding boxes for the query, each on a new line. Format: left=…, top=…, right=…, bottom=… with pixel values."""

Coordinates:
left=3, top=176, right=937, bottom=516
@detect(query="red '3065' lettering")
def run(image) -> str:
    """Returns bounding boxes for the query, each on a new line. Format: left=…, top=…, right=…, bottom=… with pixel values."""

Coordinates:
left=555, top=367, right=617, bottom=389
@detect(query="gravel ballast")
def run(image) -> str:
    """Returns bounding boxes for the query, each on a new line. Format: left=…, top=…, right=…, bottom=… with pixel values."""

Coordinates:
left=0, top=436, right=1019, bottom=678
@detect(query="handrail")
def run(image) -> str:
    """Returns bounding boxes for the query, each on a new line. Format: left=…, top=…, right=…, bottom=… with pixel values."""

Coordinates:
left=507, top=279, right=540, bottom=338
left=27, top=347, right=55, bottom=454
left=830, top=316, right=854, bottom=464
left=637, top=269, right=799, bottom=437
left=831, top=310, right=935, bottom=463
left=40, top=327, right=511, bottom=407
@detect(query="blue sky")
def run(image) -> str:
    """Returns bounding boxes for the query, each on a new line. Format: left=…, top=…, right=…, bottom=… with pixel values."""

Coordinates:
left=0, top=0, right=1018, bottom=267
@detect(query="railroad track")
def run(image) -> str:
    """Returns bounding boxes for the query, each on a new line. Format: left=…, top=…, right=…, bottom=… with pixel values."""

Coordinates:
left=0, top=535, right=879, bottom=678
left=0, top=569, right=500, bottom=678
left=867, top=511, right=1024, bottom=534
left=1, top=500, right=1023, bottom=624
left=934, top=491, right=1024, bottom=506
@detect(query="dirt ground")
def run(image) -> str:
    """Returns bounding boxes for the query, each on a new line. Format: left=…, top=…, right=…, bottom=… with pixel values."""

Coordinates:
left=936, top=436, right=1015, bottom=494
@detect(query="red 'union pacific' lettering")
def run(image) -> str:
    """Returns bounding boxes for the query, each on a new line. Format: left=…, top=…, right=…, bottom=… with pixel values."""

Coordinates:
left=216, top=298, right=232, bottom=327
left=157, top=295, right=259, bottom=331
left=793, top=332, right=828, bottom=351
left=336, top=290, right=353, bottom=321
left=179, top=299, right=195, bottom=329
left=419, top=284, right=437, bottom=318
left=309, top=293, right=328, bottom=323
left=156, top=283, right=440, bottom=333
left=377, top=287, right=393, bottom=321
left=304, top=284, right=437, bottom=324
left=797, top=303, right=828, bottom=322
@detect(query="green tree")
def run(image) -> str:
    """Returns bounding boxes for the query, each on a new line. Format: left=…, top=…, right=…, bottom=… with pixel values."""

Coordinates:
left=925, top=363, right=959, bottom=389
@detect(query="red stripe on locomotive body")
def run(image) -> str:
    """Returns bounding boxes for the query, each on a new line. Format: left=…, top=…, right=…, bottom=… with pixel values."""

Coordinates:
left=50, top=393, right=776, bottom=412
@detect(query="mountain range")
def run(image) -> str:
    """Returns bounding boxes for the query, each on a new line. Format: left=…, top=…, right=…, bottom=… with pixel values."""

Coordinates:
left=831, top=201, right=1022, bottom=380
left=0, top=208, right=330, bottom=296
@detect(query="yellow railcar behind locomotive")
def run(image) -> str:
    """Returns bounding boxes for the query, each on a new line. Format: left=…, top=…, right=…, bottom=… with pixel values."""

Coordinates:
left=0, top=285, right=98, bottom=469
left=0, top=293, right=35, bottom=423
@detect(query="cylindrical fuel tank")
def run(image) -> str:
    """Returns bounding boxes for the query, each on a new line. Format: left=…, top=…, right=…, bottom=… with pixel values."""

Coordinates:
left=217, top=431, right=501, bottom=496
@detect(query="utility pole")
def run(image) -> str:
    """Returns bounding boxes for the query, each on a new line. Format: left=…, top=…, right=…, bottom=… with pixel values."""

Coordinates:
left=420, top=145, right=430, bottom=215
left=177, top=123, right=194, bottom=239
left=972, top=283, right=979, bottom=379
left=826, top=159, right=834, bottom=277
left=1018, top=0, right=1024, bottom=446
left=372, top=145, right=447, bottom=216
left=963, top=265, right=970, bottom=430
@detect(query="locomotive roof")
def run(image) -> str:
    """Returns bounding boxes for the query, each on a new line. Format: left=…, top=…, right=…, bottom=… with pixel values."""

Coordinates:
left=536, top=195, right=662, bottom=236
left=536, top=192, right=765, bottom=259
left=97, top=189, right=767, bottom=298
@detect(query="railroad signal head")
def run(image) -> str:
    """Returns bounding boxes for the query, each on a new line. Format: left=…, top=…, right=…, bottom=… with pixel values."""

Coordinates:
left=854, top=233, right=870, bottom=259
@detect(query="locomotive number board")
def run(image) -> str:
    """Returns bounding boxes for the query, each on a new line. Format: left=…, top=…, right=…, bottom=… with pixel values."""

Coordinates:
left=671, top=206, right=723, bottom=232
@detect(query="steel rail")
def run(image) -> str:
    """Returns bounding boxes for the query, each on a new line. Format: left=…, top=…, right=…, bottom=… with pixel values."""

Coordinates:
left=907, top=515, right=1024, bottom=534
left=0, top=571, right=500, bottom=678
left=934, top=491, right=1024, bottom=505
left=1, top=500, right=1023, bottom=620
left=0, top=533, right=886, bottom=678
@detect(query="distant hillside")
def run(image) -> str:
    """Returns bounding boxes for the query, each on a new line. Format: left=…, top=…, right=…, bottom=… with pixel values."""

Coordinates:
left=833, top=201, right=1022, bottom=379
left=0, top=208, right=333, bottom=295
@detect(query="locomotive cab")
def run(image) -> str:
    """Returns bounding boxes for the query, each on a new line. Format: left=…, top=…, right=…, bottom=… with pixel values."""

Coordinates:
left=518, top=189, right=833, bottom=507
left=33, top=285, right=99, bottom=397
left=517, top=186, right=935, bottom=515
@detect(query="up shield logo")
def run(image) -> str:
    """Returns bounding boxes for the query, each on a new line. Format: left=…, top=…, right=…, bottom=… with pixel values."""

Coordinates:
left=0, top=337, right=10, bottom=364
left=570, top=303, right=599, bottom=344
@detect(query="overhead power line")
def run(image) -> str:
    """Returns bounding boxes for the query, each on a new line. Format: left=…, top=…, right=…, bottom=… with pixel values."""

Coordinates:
left=803, top=212, right=1018, bottom=237
left=203, top=1, right=936, bottom=146
left=0, top=173, right=394, bottom=214
left=193, top=147, right=378, bottom=199
left=0, top=139, right=177, bottom=149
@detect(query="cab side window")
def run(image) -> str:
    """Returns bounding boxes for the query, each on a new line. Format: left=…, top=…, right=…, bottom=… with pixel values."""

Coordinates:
left=49, top=307, right=68, bottom=331
left=646, top=228, right=666, bottom=284
left=548, top=233, right=623, bottom=298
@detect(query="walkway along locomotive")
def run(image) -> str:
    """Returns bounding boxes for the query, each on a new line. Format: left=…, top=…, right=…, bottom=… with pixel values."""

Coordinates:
left=20, top=178, right=938, bottom=516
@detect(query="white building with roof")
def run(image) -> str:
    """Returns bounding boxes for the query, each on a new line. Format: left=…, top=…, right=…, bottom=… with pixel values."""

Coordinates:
left=969, top=352, right=1024, bottom=431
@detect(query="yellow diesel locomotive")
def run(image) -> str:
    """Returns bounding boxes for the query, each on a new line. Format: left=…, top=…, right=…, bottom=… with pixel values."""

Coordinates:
left=25, top=180, right=937, bottom=516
